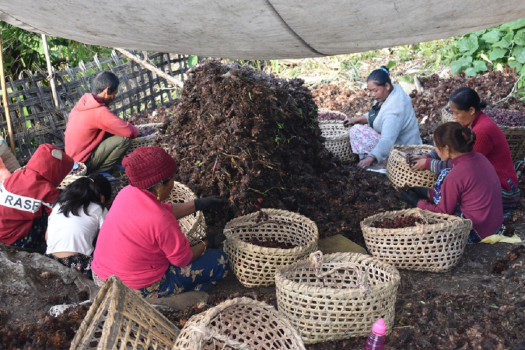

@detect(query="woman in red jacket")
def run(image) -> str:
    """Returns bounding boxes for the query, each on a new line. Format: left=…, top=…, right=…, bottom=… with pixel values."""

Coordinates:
left=0, top=144, right=74, bottom=249
left=411, top=87, right=520, bottom=216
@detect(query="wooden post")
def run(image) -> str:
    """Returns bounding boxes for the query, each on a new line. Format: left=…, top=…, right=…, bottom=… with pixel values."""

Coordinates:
left=41, top=34, right=59, bottom=108
left=115, top=48, right=184, bottom=88
left=0, top=34, right=16, bottom=154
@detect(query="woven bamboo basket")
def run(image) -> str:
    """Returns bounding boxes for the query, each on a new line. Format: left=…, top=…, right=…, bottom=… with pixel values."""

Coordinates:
left=173, top=297, right=306, bottom=350
left=275, top=251, right=400, bottom=344
left=58, top=162, right=87, bottom=190
left=167, top=181, right=207, bottom=245
left=127, top=122, right=165, bottom=154
left=361, top=208, right=473, bottom=272
left=69, top=275, right=180, bottom=349
left=440, top=106, right=455, bottom=123
left=386, top=145, right=437, bottom=188
left=318, top=109, right=358, bottom=162
left=441, top=107, right=525, bottom=161
left=223, top=209, right=318, bottom=288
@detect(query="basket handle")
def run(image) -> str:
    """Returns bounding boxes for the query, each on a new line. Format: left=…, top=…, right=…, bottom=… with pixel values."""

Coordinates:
left=189, top=325, right=252, bottom=350
left=308, top=251, right=369, bottom=294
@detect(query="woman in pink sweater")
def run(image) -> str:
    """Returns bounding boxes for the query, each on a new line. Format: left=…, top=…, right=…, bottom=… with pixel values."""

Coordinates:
left=403, top=122, right=504, bottom=242
left=92, top=146, right=228, bottom=297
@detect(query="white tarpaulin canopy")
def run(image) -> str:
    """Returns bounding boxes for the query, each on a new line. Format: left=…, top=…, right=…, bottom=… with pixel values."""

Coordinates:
left=0, top=1, right=525, bottom=59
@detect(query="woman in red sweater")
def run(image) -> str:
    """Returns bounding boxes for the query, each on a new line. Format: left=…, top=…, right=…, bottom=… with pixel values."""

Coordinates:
left=403, top=122, right=504, bottom=243
left=411, top=87, right=520, bottom=216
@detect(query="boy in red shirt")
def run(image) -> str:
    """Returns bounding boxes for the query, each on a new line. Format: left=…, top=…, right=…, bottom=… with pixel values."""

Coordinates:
left=65, top=71, right=138, bottom=174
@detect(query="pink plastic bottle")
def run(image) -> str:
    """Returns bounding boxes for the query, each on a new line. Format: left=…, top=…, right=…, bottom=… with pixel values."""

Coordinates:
left=364, top=318, right=386, bottom=350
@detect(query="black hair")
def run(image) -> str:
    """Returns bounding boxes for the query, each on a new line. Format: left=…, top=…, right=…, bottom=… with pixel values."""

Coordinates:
left=92, top=71, right=120, bottom=95
left=367, top=66, right=392, bottom=87
left=448, top=87, right=487, bottom=112
left=55, top=174, right=112, bottom=217
left=433, top=122, right=476, bottom=153
left=146, top=174, right=174, bottom=193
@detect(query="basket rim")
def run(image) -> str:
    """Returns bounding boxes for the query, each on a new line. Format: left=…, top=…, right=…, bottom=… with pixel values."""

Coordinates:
left=133, top=123, right=165, bottom=143
left=360, top=208, right=473, bottom=235
left=318, top=108, right=348, bottom=116
left=275, top=252, right=400, bottom=295
left=196, top=296, right=293, bottom=323
left=136, top=122, right=166, bottom=128
left=390, top=144, right=435, bottom=152
left=226, top=235, right=317, bottom=255
left=224, top=208, right=318, bottom=253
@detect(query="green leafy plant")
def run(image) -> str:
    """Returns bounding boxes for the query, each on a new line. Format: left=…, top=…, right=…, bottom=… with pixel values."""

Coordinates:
left=1, top=22, right=111, bottom=79
left=187, top=55, right=198, bottom=68
left=449, top=18, right=525, bottom=77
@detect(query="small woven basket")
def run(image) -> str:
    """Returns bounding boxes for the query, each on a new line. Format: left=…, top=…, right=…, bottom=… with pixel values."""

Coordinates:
left=127, top=122, right=165, bottom=154
left=69, top=275, right=180, bottom=350
left=275, top=251, right=400, bottom=344
left=441, top=106, right=455, bottom=123
left=223, top=209, right=318, bottom=288
left=441, top=107, right=525, bottom=161
left=386, top=145, right=437, bottom=188
left=317, top=109, right=358, bottom=162
left=58, top=162, right=87, bottom=190
left=361, top=208, right=473, bottom=272
left=167, top=182, right=207, bottom=245
left=173, top=297, right=306, bottom=350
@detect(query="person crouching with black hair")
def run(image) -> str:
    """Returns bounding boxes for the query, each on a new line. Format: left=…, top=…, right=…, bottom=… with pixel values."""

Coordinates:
left=45, top=174, right=112, bottom=276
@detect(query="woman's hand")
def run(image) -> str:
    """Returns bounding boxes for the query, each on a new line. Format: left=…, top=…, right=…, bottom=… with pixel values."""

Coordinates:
left=357, top=156, right=376, bottom=169
left=190, top=239, right=209, bottom=262
left=343, top=118, right=355, bottom=127
left=410, top=158, right=427, bottom=171
left=343, top=115, right=367, bottom=127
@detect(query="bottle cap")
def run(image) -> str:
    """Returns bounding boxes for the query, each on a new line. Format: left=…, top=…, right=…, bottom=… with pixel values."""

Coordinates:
left=372, top=318, right=386, bottom=336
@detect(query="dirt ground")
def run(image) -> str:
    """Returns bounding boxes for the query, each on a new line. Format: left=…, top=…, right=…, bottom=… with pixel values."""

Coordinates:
left=202, top=221, right=525, bottom=350
left=1, top=60, right=524, bottom=349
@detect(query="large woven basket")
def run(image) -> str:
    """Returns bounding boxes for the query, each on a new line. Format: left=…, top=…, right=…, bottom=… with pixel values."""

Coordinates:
left=167, top=181, right=207, bottom=245
left=275, top=251, right=400, bottom=344
left=318, top=109, right=358, bottom=162
left=173, top=297, right=306, bottom=350
left=69, top=275, right=180, bottom=349
left=361, top=208, right=473, bottom=272
left=223, top=209, right=318, bottom=288
left=58, top=162, right=87, bottom=190
left=127, top=122, right=165, bottom=154
left=441, top=106, right=525, bottom=161
left=386, top=145, right=436, bottom=188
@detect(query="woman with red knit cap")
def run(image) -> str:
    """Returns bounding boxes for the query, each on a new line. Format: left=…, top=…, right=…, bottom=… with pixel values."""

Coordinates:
left=91, top=146, right=229, bottom=297
left=0, top=144, right=74, bottom=249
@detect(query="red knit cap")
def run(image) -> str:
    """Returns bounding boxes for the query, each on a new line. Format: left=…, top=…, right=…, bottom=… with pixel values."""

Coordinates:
left=122, top=146, right=177, bottom=189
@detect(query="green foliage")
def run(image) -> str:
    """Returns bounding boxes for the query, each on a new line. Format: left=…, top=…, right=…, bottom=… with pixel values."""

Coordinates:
left=1, top=22, right=111, bottom=79
left=187, top=55, right=198, bottom=68
left=448, top=18, right=525, bottom=77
